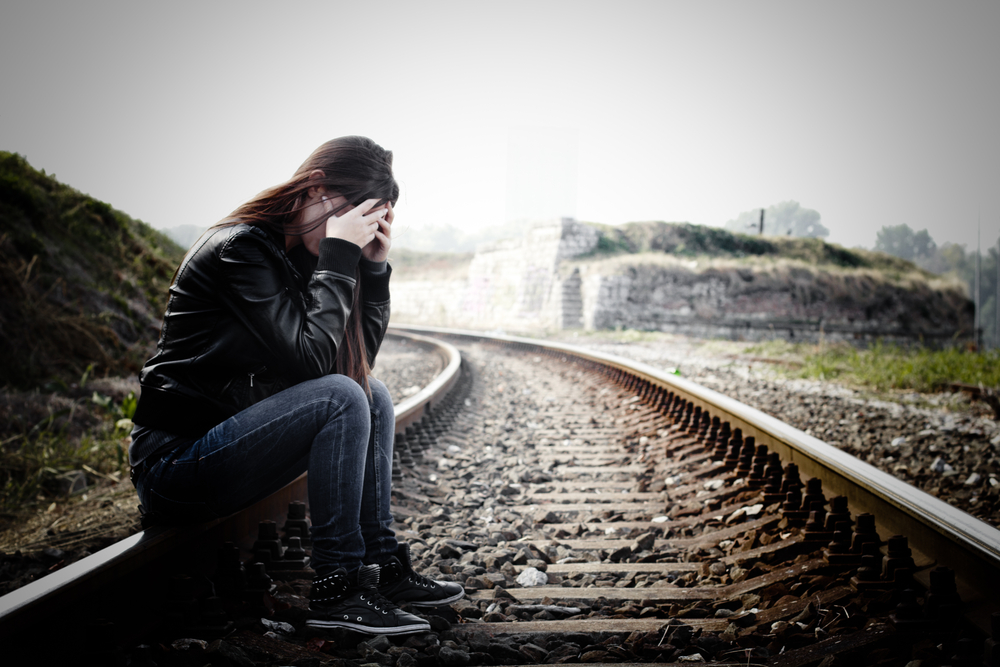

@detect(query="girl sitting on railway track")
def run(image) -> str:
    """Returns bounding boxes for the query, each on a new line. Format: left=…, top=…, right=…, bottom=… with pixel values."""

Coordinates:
left=128, top=136, right=463, bottom=635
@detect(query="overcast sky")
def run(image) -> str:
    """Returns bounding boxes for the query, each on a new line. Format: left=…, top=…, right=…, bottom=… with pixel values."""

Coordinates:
left=2, top=1, right=998, bottom=252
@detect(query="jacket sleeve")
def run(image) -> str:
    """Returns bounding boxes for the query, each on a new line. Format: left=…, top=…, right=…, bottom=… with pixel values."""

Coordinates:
left=218, top=230, right=362, bottom=384
left=359, top=261, right=391, bottom=369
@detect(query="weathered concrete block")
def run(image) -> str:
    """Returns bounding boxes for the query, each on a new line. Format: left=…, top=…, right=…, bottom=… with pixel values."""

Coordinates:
left=390, top=219, right=972, bottom=344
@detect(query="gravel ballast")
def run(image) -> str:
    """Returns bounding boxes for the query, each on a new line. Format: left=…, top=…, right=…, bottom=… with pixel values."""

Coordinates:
left=548, top=332, right=1000, bottom=528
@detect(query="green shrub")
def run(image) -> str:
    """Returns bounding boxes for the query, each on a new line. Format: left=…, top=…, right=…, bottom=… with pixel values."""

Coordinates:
left=0, top=410, right=129, bottom=513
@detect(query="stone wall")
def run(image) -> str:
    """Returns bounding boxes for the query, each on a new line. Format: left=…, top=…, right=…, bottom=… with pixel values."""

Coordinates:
left=388, top=279, right=470, bottom=328
left=389, top=219, right=973, bottom=344
left=391, top=219, right=597, bottom=331
left=574, top=259, right=973, bottom=344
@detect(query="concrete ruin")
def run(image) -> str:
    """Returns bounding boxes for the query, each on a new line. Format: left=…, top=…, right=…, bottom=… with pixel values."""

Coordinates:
left=390, top=219, right=973, bottom=344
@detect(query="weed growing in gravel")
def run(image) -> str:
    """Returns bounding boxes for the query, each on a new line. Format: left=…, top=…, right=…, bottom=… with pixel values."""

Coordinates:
left=798, top=350, right=851, bottom=381
left=850, top=343, right=1000, bottom=391
left=794, top=342, right=1000, bottom=393
left=742, top=339, right=803, bottom=357
left=0, top=384, right=134, bottom=513
left=743, top=339, right=999, bottom=392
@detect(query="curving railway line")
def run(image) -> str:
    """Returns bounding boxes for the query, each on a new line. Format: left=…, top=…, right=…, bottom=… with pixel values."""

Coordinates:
left=2, top=325, right=999, bottom=666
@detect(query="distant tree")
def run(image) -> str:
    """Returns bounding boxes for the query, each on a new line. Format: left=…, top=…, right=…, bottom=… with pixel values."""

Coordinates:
left=932, top=242, right=999, bottom=348
left=889, top=238, right=999, bottom=348
left=937, top=242, right=969, bottom=272
left=724, top=201, right=829, bottom=238
left=874, top=224, right=937, bottom=261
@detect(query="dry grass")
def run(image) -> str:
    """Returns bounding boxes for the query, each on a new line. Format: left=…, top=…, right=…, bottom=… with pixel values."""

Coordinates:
left=577, top=220, right=931, bottom=274
left=0, top=375, right=137, bottom=523
left=569, top=251, right=963, bottom=290
left=0, top=151, right=182, bottom=390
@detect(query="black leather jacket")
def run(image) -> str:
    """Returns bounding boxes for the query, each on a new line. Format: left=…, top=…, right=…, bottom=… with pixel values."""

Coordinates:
left=132, top=223, right=391, bottom=438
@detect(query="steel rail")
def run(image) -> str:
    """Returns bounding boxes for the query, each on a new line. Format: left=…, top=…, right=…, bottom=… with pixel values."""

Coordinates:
left=0, top=330, right=462, bottom=640
left=390, top=324, right=1000, bottom=632
left=388, top=328, right=463, bottom=432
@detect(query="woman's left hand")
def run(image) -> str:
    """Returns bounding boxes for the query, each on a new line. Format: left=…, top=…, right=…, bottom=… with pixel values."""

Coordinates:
left=361, top=202, right=393, bottom=262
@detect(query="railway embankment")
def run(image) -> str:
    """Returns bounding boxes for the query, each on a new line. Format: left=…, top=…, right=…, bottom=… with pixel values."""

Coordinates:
left=391, top=219, right=972, bottom=344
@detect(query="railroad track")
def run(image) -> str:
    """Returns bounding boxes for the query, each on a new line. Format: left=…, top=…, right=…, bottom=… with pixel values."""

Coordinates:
left=2, top=325, right=999, bottom=666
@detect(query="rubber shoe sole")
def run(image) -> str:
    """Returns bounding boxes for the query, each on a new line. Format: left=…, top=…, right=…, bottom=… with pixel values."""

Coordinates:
left=407, top=588, right=466, bottom=608
left=304, top=617, right=430, bottom=635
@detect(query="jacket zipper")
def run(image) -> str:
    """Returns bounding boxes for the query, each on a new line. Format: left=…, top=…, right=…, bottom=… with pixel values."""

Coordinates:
left=249, top=372, right=254, bottom=387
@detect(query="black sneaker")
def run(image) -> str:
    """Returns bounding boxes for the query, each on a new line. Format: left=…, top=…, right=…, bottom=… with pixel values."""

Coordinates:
left=305, top=564, right=430, bottom=635
left=379, top=544, right=466, bottom=607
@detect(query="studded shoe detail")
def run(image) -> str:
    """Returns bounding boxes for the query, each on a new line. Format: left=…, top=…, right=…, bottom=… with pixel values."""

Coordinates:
left=378, top=544, right=466, bottom=607
left=305, top=564, right=430, bottom=635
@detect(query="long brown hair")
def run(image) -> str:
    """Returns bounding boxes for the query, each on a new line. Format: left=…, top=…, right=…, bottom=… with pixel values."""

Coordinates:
left=218, top=136, right=398, bottom=394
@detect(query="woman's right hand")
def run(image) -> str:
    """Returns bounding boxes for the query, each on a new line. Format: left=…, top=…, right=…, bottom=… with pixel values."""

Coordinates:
left=321, top=196, right=388, bottom=249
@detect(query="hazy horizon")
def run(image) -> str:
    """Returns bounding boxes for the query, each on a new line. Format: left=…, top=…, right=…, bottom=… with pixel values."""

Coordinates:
left=2, top=1, right=998, bottom=252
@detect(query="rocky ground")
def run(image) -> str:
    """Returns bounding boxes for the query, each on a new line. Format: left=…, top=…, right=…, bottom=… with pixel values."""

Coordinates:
left=5, top=329, right=997, bottom=582
left=374, top=335, right=446, bottom=401
left=547, top=331, right=1000, bottom=528
left=39, top=339, right=976, bottom=666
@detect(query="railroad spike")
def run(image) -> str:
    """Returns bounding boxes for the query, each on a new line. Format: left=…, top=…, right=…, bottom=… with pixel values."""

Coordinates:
left=266, top=536, right=310, bottom=579
left=244, top=562, right=273, bottom=602
left=851, top=541, right=887, bottom=591
left=736, top=436, right=756, bottom=478
left=924, top=566, right=962, bottom=624
left=392, top=450, right=404, bottom=481
left=781, top=488, right=807, bottom=524
left=780, top=462, right=804, bottom=495
left=824, top=495, right=853, bottom=532
left=804, top=504, right=832, bottom=543
left=723, top=430, right=743, bottom=470
left=801, top=478, right=827, bottom=512
left=686, top=406, right=702, bottom=434
left=282, top=501, right=311, bottom=546
left=712, top=432, right=731, bottom=460
left=251, top=520, right=284, bottom=563
left=826, top=519, right=859, bottom=565
left=850, top=513, right=883, bottom=553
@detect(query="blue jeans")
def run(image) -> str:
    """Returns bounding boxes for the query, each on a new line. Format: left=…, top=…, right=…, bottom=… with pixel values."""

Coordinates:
left=132, top=375, right=398, bottom=575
